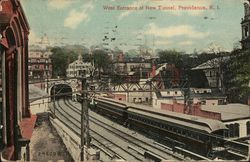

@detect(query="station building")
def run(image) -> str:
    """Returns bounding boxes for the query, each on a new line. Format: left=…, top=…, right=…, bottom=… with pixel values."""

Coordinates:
left=0, top=0, right=36, bottom=160
left=151, top=88, right=250, bottom=139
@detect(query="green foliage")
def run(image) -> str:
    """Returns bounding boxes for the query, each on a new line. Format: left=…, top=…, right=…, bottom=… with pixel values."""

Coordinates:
left=158, top=50, right=184, bottom=68
left=225, top=49, right=250, bottom=103
left=92, top=49, right=113, bottom=78
left=50, top=47, right=78, bottom=77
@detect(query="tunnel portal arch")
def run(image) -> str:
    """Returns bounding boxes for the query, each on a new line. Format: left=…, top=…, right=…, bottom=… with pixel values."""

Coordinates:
left=50, top=84, right=73, bottom=100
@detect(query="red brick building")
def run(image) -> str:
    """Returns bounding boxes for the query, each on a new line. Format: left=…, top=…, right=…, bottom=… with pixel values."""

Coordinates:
left=28, top=47, right=52, bottom=81
left=0, top=0, right=36, bottom=160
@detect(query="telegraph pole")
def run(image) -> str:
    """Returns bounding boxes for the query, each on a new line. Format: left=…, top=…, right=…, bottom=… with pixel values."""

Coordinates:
left=80, top=77, right=90, bottom=161
left=53, top=85, right=56, bottom=115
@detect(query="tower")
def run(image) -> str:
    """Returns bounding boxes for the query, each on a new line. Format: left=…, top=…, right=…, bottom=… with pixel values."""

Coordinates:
left=241, top=0, right=250, bottom=49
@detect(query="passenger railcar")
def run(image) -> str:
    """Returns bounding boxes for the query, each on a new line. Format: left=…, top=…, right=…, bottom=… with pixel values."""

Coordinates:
left=91, top=97, right=228, bottom=157
left=127, top=105, right=227, bottom=156
left=93, top=97, right=128, bottom=123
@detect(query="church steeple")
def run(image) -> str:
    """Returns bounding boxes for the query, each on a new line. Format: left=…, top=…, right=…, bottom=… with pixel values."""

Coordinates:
left=78, top=54, right=83, bottom=61
left=241, top=0, right=250, bottom=49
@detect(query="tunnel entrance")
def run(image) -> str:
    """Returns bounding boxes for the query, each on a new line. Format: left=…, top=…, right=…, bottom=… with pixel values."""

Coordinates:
left=50, top=84, right=73, bottom=100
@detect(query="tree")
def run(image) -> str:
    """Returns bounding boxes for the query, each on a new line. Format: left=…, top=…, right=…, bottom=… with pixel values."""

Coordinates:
left=50, top=47, right=78, bottom=77
left=157, top=49, right=184, bottom=68
left=92, top=49, right=112, bottom=78
left=225, top=49, right=250, bottom=103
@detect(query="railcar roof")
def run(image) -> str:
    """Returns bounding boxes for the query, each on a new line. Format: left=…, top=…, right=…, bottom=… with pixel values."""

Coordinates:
left=95, top=97, right=227, bottom=132
left=127, top=104, right=227, bottom=133
left=95, top=97, right=127, bottom=108
left=201, top=104, right=250, bottom=121
left=131, top=108, right=227, bottom=133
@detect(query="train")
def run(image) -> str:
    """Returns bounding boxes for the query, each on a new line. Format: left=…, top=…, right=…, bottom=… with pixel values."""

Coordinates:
left=89, top=96, right=229, bottom=157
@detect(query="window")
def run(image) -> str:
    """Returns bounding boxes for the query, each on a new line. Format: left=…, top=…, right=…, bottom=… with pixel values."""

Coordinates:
left=218, top=99, right=224, bottom=105
left=201, top=100, right=206, bottom=105
left=175, top=91, right=178, bottom=95
left=244, top=26, right=249, bottom=37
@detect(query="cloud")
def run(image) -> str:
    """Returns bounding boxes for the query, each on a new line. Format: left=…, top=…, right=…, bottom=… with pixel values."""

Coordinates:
left=179, top=41, right=194, bottom=45
left=145, top=23, right=209, bottom=39
left=64, top=2, right=94, bottom=29
left=47, top=0, right=74, bottom=10
left=118, top=0, right=148, bottom=20
left=155, top=40, right=172, bottom=45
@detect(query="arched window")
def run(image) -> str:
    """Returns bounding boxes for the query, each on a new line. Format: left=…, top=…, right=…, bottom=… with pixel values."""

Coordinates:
left=244, top=26, right=249, bottom=37
left=234, top=123, right=239, bottom=137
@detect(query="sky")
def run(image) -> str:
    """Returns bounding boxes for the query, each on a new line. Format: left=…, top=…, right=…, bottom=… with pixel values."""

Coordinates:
left=21, top=0, right=245, bottom=53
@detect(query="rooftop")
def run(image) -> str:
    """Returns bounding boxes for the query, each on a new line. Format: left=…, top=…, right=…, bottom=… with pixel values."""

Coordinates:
left=190, top=88, right=226, bottom=99
left=201, top=104, right=250, bottom=121
left=192, top=56, right=230, bottom=70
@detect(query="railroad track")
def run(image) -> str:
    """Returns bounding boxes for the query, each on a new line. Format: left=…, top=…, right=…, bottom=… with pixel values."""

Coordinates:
left=53, top=99, right=248, bottom=161
left=52, top=99, right=146, bottom=161
left=65, top=99, right=211, bottom=161
left=90, top=115, right=182, bottom=161
left=51, top=101, right=125, bottom=160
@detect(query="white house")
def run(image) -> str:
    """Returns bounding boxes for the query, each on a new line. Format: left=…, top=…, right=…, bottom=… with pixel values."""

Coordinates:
left=66, top=54, right=93, bottom=78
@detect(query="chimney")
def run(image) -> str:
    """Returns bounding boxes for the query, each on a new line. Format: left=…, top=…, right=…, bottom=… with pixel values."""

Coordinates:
left=151, top=64, right=156, bottom=77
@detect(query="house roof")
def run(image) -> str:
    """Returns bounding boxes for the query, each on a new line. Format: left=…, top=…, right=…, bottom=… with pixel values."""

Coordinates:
left=201, top=104, right=250, bottom=121
left=192, top=56, right=230, bottom=70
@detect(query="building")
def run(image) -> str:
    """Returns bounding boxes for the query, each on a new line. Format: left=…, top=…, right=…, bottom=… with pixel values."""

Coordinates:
left=111, top=79, right=151, bottom=103
left=28, top=46, right=52, bottom=81
left=191, top=57, right=230, bottom=90
left=0, top=0, right=36, bottom=161
left=189, top=88, right=227, bottom=106
left=152, top=88, right=250, bottom=138
left=114, top=55, right=152, bottom=79
left=66, top=54, right=93, bottom=78
left=152, top=89, right=184, bottom=109
left=201, top=104, right=250, bottom=138
left=241, top=0, right=250, bottom=49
